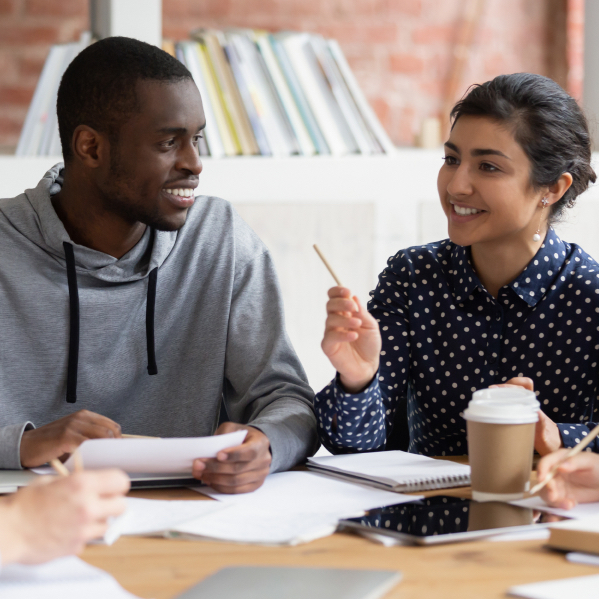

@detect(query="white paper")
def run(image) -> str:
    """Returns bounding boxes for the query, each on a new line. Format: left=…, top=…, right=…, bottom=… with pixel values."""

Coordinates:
left=103, top=497, right=227, bottom=545
left=198, top=471, right=418, bottom=513
left=172, top=506, right=339, bottom=545
left=488, top=529, right=550, bottom=542
left=62, top=431, right=246, bottom=474
left=181, top=471, right=421, bottom=545
left=0, top=556, right=140, bottom=599
left=508, top=574, right=599, bottom=599
left=566, top=552, right=599, bottom=566
left=512, top=496, right=599, bottom=520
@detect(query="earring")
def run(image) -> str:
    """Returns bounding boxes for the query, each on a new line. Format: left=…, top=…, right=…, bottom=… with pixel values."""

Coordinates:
left=533, top=197, right=549, bottom=242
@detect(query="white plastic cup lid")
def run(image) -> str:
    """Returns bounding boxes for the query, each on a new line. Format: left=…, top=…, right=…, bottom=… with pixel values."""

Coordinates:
left=464, top=388, right=540, bottom=424
left=472, top=387, right=538, bottom=404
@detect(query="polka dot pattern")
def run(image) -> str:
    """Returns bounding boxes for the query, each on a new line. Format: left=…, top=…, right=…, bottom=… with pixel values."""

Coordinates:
left=315, top=228, right=599, bottom=456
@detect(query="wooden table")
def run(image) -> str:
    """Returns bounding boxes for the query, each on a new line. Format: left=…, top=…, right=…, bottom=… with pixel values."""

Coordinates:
left=81, top=465, right=596, bottom=599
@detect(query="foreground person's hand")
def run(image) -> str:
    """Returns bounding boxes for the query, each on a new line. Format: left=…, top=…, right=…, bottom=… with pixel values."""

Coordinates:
left=0, top=469, right=130, bottom=565
left=537, top=449, right=599, bottom=509
left=20, top=410, right=122, bottom=468
left=192, top=422, right=272, bottom=494
left=321, top=286, right=381, bottom=394
left=490, top=377, right=562, bottom=455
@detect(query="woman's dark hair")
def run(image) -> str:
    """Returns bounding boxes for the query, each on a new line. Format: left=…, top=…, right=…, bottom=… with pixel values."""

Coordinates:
left=450, top=73, right=596, bottom=223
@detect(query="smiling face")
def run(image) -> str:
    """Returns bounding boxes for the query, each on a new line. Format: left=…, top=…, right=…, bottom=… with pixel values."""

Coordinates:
left=437, top=115, right=546, bottom=248
left=95, top=78, right=205, bottom=231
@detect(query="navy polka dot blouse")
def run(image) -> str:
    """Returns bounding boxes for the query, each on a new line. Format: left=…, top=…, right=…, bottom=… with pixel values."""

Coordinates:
left=314, top=228, right=599, bottom=456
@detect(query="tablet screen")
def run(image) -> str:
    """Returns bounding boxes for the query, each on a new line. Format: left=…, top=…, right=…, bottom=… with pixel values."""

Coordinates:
left=340, top=495, right=567, bottom=542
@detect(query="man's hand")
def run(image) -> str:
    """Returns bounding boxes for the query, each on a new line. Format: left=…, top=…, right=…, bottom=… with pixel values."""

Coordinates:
left=490, top=377, right=562, bottom=455
left=20, top=410, right=122, bottom=468
left=537, top=449, right=599, bottom=509
left=192, top=422, right=271, bottom=494
left=0, top=469, right=130, bottom=565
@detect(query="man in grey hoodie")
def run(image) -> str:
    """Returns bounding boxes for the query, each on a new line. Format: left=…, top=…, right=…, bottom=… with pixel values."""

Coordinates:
left=0, top=37, right=318, bottom=493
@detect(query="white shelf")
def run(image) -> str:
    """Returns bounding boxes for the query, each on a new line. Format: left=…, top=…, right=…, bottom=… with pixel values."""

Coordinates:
left=2, top=153, right=598, bottom=391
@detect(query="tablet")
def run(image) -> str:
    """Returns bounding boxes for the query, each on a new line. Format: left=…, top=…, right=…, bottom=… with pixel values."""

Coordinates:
left=339, top=495, right=568, bottom=545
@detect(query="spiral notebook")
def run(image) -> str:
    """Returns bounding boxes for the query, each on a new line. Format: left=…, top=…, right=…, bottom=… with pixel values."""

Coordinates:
left=307, top=450, right=471, bottom=492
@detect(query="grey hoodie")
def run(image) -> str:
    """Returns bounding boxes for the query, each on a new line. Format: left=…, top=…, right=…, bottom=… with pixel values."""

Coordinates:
left=0, top=164, right=318, bottom=470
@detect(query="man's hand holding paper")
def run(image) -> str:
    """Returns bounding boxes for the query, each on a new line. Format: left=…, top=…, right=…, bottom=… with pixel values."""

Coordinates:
left=20, top=410, right=122, bottom=468
left=192, top=422, right=272, bottom=494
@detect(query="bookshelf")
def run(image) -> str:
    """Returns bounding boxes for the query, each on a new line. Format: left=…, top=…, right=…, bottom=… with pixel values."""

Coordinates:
left=2, top=152, right=598, bottom=392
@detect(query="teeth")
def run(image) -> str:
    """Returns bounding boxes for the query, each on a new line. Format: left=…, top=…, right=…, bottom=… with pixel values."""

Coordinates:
left=163, top=188, right=194, bottom=198
left=453, top=204, right=481, bottom=216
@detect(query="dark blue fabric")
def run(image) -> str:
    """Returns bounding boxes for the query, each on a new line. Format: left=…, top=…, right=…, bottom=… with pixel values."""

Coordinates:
left=315, top=228, right=599, bottom=456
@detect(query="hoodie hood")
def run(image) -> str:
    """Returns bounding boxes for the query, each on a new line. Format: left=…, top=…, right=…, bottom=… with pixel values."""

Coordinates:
left=12, top=163, right=177, bottom=283
left=2, top=163, right=178, bottom=401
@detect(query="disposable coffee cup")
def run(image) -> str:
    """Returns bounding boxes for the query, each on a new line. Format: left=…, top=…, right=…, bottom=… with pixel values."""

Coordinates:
left=464, top=388, right=539, bottom=502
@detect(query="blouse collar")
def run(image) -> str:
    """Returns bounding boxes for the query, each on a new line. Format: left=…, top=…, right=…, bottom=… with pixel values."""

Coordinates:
left=447, top=228, right=568, bottom=307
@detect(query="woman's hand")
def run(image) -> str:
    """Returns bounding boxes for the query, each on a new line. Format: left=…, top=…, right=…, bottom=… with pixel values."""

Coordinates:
left=537, top=449, right=599, bottom=509
left=321, top=287, right=381, bottom=393
left=0, top=469, right=130, bottom=565
left=490, top=377, right=562, bottom=455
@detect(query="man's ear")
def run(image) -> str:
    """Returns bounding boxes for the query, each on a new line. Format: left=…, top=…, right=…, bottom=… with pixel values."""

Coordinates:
left=71, top=125, right=108, bottom=168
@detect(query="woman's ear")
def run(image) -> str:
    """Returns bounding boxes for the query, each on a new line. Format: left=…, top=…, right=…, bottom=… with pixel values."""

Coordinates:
left=545, top=172, right=574, bottom=206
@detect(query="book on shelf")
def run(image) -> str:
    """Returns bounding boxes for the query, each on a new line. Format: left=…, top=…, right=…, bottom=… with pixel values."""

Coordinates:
left=17, top=29, right=395, bottom=158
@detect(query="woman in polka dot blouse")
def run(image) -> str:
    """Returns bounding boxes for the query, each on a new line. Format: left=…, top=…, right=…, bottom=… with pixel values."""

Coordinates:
left=315, top=73, right=599, bottom=458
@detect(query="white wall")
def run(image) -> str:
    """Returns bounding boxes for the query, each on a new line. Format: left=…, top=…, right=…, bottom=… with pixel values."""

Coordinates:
left=1, top=153, right=598, bottom=391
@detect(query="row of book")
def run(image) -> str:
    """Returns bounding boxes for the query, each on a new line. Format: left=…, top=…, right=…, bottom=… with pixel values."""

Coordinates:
left=17, top=29, right=395, bottom=157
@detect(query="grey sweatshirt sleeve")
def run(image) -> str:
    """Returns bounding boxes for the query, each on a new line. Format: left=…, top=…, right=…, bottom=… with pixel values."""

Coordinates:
left=223, top=249, right=319, bottom=472
left=0, top=422, right=34, bottom=469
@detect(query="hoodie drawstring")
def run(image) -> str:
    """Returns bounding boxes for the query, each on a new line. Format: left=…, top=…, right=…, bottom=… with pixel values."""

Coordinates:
left=146, top=267, right=158, bottom=375
left=63, top=242, right=79, bottom=403
left=63, top=243, right=159, bottom=403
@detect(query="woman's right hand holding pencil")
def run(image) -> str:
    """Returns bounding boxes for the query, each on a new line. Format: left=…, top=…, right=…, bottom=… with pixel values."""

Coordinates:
left=537, top=449, right=599, bottom=509
left=321, top=286, right=382, bottom=394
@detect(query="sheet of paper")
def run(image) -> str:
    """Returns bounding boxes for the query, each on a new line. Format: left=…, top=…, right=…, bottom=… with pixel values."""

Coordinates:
left=512, top=496, right=599, bottom=520
left=103, top=497, right=227, bottom=545
left=488, top=529, right=550, bottom=542
left=197, top=470, right=419, bottom=513
left=508, top=573, right=599, bottom=599
left=61, top=430, right=246, bottom=474
left=181, top=471, right=421, bottom=545
left=171, top=505, right=339, bottom=545
left=0, top=556, right=140, bottom=599
left=566, top=552, right=599, bottom=566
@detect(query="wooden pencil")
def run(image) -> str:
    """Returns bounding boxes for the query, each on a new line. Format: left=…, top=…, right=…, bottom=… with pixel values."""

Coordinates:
left=313, top=244, right=343, bottom=287
left=529, top=422, right=599, bottom=495
left=49, top=459, right=69, bottom=477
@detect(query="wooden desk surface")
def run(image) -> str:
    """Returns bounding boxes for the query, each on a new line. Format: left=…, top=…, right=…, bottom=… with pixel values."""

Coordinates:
left=81, top=464, right=595, bottom=599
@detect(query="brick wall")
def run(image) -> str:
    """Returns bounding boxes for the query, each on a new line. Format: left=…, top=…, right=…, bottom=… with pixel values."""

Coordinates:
left=0, top=0, right=583, bottom=151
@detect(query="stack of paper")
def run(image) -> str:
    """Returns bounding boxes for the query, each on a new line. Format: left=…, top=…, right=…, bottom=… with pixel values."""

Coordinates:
left=102, top=497, right=227, bottom=545
left=508, top=574, right=599, bottom=599
left=0, top=556, right=140, bottom=599
left=174, top=471, right=420, bottom=545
